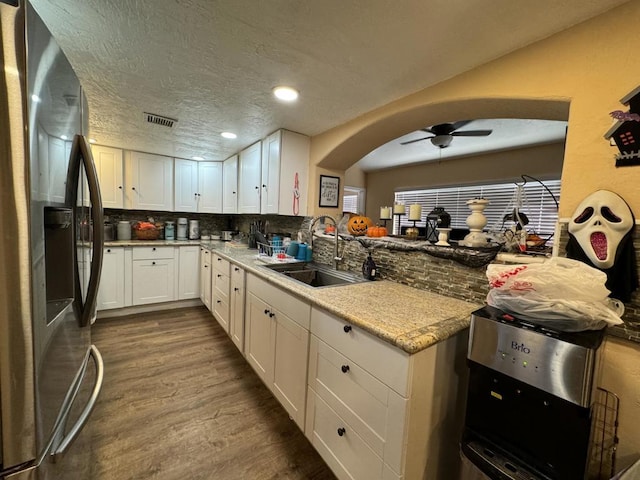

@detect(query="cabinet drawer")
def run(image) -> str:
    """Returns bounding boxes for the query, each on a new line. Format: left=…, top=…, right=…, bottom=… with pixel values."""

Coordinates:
left=309, top=335, right=407, bottom=467
left=213, top=294, right=229, bottom=331
left=132, top=246, right=174, bottom=260
left=212, top=253, right=230, bottom=274
left=200, top=247, right=211, bottom=266
left=230, top=264, right=245, bottom=288
left=311, top=307, right=409, bottom=396
left=247, top=274, right=310, bottom=329
left=306, top=390, right=389, bottom=480
left=213, top=272, right=230, bottom=302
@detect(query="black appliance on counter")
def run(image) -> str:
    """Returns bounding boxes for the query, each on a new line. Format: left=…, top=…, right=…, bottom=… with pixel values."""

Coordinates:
left=461, top=306, right=606, bottom=480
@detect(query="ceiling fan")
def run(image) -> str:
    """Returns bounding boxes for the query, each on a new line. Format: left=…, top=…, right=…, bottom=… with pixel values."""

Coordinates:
left=400, top=120, right=493, bottom=149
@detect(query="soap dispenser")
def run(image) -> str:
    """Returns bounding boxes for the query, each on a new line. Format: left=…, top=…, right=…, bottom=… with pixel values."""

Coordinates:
left=362, top=251, right=377, bottom=280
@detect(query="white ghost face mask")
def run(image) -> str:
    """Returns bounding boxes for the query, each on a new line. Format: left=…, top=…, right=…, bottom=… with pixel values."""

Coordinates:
left=569, top=190, right=633, bottom=269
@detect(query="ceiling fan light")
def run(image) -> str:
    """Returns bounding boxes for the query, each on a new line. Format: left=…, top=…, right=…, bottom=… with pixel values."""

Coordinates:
left=431, top=135, right=452, bottom=148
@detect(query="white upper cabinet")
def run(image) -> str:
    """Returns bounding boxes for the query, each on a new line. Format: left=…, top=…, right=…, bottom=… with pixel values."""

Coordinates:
left=223, top=154, right=238, bottom=214
left=91, top=145, right=124, bottom=209
left=174, top=158, right=199, bottom=212
left=198, top=161, right=223, bottom=213
left=126, top=151, right=174, bottom=211
left=238, top=141, right=261, bottom=214
left=261, top=130, right=310, bottom=216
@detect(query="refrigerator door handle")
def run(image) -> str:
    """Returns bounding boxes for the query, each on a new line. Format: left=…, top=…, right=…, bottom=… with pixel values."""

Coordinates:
left=67, top=134, right=104, bottom=327
left=3, top=345, right=102, bottom=478
left=52, top=345, right=104, bottom=458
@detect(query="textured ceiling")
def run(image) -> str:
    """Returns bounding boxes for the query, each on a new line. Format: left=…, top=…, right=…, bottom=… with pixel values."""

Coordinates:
left=31, top=0, right=628, bottom=167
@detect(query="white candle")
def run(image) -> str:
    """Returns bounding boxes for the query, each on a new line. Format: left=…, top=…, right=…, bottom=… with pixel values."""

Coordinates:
left=380, top=206, right=391, bottom=219
left=393, top=202, right=405, bottom=215
left=408, top=204, right=422, bottom=221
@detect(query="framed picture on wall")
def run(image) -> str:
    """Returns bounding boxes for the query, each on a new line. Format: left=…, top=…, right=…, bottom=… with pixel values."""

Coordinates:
left=319, top=175, right=340, bottom=208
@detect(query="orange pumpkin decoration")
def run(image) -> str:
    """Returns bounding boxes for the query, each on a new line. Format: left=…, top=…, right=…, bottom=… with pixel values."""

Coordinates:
left=347, top=215, right=373, bottom=236
left=367, top=225, right=388, bottom=237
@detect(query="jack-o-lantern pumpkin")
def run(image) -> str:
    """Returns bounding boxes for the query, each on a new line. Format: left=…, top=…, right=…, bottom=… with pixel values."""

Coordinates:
left=347, top=215, right=373, bottom=236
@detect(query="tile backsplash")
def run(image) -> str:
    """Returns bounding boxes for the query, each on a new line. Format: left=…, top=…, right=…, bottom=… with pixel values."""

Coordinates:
left=104, top=210, right=640, bottom=344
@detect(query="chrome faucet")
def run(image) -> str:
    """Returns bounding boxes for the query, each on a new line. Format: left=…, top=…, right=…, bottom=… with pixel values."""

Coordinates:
left=309, top=215, right=342, bottom=269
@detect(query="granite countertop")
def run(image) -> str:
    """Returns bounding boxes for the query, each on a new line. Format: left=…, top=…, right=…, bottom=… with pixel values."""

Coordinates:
left=199, top=241, right=481, bottom=355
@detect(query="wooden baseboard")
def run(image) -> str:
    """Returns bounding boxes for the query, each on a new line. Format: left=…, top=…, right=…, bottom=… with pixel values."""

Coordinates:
left=97, top=299, right=204, bottom=319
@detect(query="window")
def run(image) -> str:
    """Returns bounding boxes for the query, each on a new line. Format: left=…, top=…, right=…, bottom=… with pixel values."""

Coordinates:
left=393, top=179, right=560, bottom=236
left=343, top=186, right=365, bottom=214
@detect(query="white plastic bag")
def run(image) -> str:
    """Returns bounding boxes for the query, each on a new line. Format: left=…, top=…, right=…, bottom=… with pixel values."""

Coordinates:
left=486, top=257, right=623, bottom=331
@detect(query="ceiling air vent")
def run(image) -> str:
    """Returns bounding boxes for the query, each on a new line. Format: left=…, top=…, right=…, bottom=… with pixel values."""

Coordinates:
left=144, top=112, right=177, bottom=128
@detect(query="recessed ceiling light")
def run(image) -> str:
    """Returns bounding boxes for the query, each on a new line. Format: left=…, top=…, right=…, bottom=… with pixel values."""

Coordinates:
left=88, top=138, right=97, bottom=144
left=192, top=156, right=204, bottom=161
left=61, top=135, right=68, bottom=140
left=273, top=86, right=299, bottom=102
left=221, top=132, right=237, bottom=139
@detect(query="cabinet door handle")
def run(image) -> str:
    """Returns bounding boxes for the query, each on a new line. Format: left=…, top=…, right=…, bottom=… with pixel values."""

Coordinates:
left=217, top=258, right=221, bottom=261
left=269, top=312, right=275, bottom=318
left=234, top=287, right=239, bottom=292
left=217, top=274, right=222, bottom=278
left=204, top=265, right=208, bottom=268
left=216, top=300, right=221, bottom=304
left=264, top=309, right=269, bottom=315
left=152, top=247, right=156, bottom=251
left=118, top=185, right=123, bottom=190
left=106, top=249, right=111, bottom=253
left=131, top=187, right=136, bottom=191
left=343, top=325, right=352, bottom=333
left=254, top=186, right=259, bottom=190
left=262, top=184, right=267, bottom=188
left=152, top=261, right=156, bottom=265
left=232, top=191, right=236, bottom=195
left=341, top=365, right=350, bottom=373
left=337, top=428, right=346, bottom=437
left=234, top=267, right=239, bottom=272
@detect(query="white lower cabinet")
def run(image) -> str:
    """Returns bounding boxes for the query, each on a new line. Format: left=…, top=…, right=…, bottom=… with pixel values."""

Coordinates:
left=97, top=247, right=125, bottom=310
left=212, top=253, right=231, bottom=331
left=131, top=247, right=175, bottom=305
left=305, top=307, right=468, bottom=480
left=178, top=245, right=200, bottom=300
left=245, top=273, right=310, bottom=430
left=200, top=247, right=212, bottom=310
left=229, top=264, right=245, bottom=352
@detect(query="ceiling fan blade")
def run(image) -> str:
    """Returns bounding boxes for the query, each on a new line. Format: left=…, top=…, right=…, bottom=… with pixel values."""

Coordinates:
left=400, top=136, right=433, bottom=145
left=451, top=120, right=472, bottom=131
left=451, top=129, right=493, bottom=137
left=420, top=128, right=436, bottom=134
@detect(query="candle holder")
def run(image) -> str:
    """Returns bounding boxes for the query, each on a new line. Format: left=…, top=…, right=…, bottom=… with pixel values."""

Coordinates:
left=435, top=227, right=452, bottom=246
left=459, top=198, right=490, bottom=247
left=393, top=212, right=404, bottom=236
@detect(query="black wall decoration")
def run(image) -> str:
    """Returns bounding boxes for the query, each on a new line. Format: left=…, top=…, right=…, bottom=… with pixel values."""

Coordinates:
left=605, top=85, right=640, bottom=167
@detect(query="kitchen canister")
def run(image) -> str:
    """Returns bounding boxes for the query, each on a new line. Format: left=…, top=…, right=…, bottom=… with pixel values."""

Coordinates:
left=189, top=220, right=200, bottom=240
left=117, top=221, right=131, bottom=240
left=165, top=221, right=175, bottom=240
left=177, top=218, right=188, bottom=240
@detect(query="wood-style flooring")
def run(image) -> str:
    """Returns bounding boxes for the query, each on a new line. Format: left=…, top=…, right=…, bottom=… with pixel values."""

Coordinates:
left=89, top=306, right=336, bottom=480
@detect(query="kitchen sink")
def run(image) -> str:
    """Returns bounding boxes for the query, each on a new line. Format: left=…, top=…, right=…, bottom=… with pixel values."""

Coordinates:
left=262, top=262, right=366, bottom=288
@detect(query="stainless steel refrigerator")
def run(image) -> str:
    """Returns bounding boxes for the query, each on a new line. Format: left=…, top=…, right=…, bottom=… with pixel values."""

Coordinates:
left=0, top=1, right=105, bottom=478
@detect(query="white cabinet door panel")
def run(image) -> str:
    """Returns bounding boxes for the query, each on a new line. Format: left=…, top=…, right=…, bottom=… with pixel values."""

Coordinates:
left=198, top=162, right=223, bottom=213
left=174, top=158, right=198, bottom=212
left=127, top=151, right=173, bottom=211
left=91, top=145, right=124, bottom=208
left=132, top=259, right=175, bottom=305
left=222, top=155, right=238, bottom=214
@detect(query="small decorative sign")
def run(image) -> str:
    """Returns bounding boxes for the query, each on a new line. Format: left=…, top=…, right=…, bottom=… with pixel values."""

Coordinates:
left=319, top=175, right=340, bottom=208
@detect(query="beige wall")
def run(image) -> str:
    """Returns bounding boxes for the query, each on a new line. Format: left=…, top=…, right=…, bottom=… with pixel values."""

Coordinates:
left=365, top=142, right=565, bottom=217
left=306, top=1, right=640, bottom=467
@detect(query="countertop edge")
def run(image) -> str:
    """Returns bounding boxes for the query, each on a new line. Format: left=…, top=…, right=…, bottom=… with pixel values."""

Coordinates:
left=199, top=241, right=480, bottom=354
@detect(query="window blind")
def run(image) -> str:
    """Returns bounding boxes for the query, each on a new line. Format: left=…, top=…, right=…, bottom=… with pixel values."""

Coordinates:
left=394, top=180, right=560, bottom=236
left=342, top=194, right=359, bottom=213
